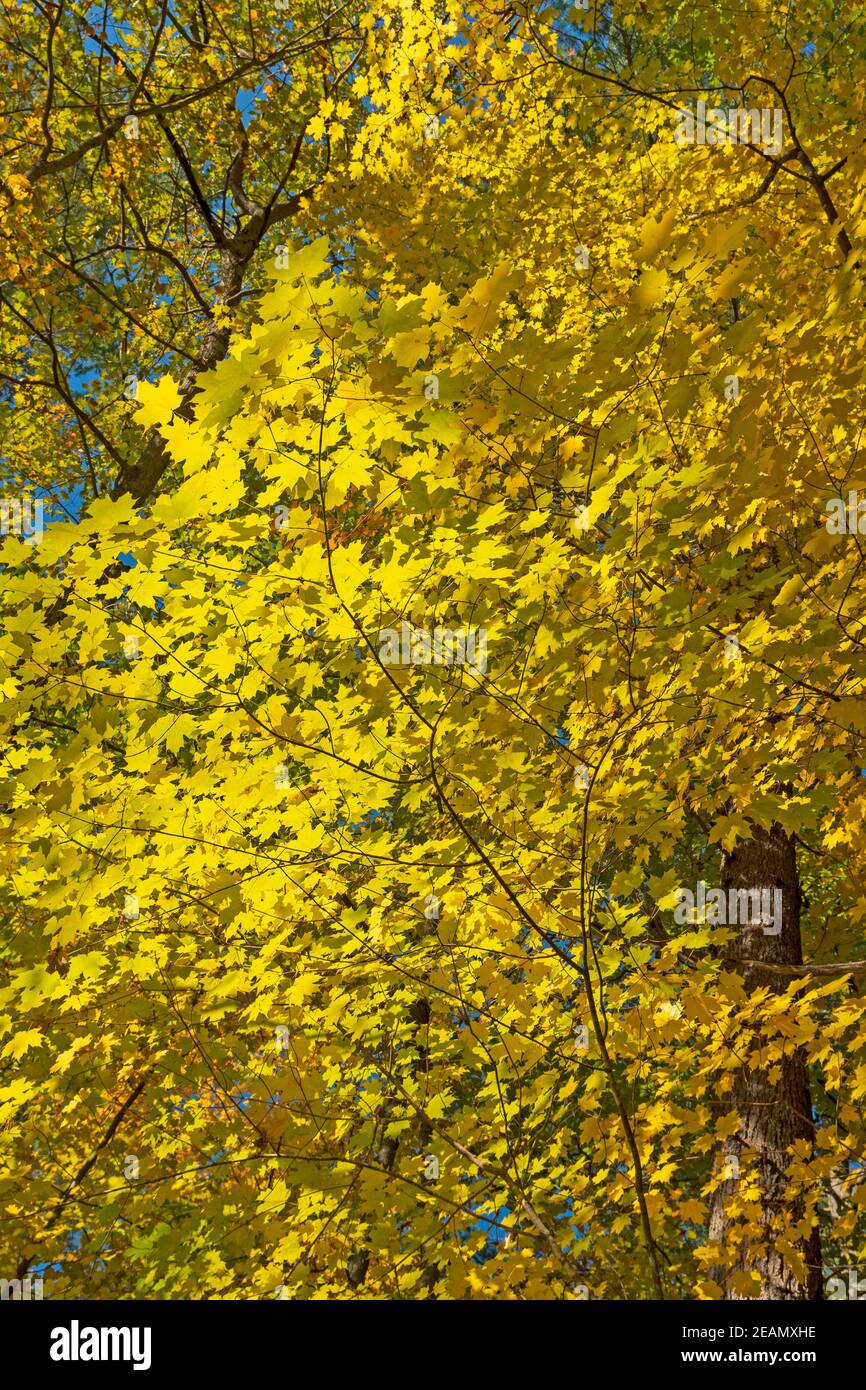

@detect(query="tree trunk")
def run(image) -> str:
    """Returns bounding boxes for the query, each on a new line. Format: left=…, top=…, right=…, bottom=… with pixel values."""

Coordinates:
left=708, top=824, right=822, bottom=1299
left=112, top=247, right=246, bottom=504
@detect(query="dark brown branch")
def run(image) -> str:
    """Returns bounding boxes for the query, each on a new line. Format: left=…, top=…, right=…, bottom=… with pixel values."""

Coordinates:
left=17, top=1073, right=149, bottom=1280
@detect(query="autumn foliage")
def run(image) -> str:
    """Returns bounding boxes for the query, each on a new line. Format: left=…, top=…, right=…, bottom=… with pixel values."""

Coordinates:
left=2, top=0, right=866, bottom=1301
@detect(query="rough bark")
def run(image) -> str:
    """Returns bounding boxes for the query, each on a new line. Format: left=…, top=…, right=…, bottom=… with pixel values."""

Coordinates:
left=708, top=825, right=822, bottom=1299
